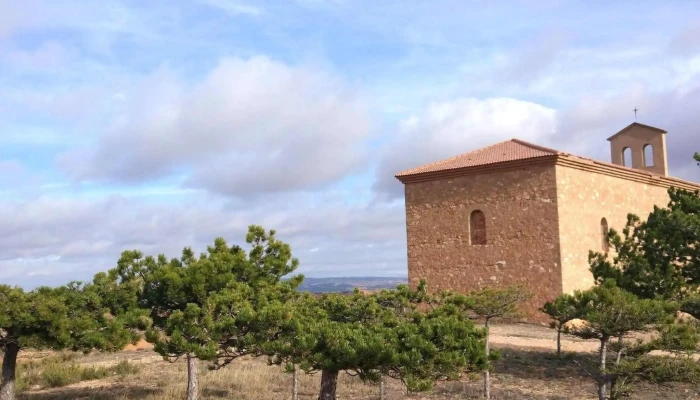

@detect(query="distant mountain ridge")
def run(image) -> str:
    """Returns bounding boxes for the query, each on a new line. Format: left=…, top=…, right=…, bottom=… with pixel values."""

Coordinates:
left=296, top=276, right=408, bottom=293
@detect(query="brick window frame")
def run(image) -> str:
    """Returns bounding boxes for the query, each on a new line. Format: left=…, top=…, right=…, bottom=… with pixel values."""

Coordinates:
left=469, top=209, right=487, bottom=245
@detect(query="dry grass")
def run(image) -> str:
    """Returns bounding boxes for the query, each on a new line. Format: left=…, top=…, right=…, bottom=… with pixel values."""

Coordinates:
left=4, top=353, right=141, bottom=393
left=8, top=323, right=700, bottom=400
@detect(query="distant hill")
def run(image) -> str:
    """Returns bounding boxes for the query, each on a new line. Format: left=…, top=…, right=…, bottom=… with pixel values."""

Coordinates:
left=296, top=276, right=408, bottom=293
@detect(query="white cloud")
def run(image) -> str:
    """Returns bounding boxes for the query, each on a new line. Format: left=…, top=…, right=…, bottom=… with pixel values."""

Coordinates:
left=374, top=97, right=557, bottom=197
left=554, top=85, right=700, bottom=183
left=374, top=89, right=700, bottom=199
left=4, top=0, right=700, bottom=290
left=0, top=193, right=407, bottom=287
left=58, top=56, right=372, bottom=196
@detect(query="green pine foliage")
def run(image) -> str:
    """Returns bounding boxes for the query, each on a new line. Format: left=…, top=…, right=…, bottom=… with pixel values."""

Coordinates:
left=106, top=225, right=303, bottom=400
left=541, top=293, right=583, bottom=356
left=0, top=283, right=141, bottom=400
left=551, top=281, right=695, bottom=400
left=264, top=285, right=488, bottom=400
left=651, top=321, right=700, bottom=355
left=589, top=186, right=700, bottom=303
left=566, top=282, right=675, bottom=342
left=555, top=157, right=700, bottom=400
left=617, top=355, right=700, bottom=386
left=608, top=334, right=700, bottom=399
left=396, top=299, right=489, bottom=388
left=435, top=285, right=530, bottom=400
left=680, top=294, right=700, bottom=320
left=451, top=285, right=532, bottom=322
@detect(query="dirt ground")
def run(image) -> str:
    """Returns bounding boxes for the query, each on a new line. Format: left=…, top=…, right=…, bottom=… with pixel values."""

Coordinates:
left=14, top=322, right=700, bottom=400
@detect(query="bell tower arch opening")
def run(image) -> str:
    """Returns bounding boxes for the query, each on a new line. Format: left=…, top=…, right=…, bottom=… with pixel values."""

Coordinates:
left=607, top=122, right=668, bottom=176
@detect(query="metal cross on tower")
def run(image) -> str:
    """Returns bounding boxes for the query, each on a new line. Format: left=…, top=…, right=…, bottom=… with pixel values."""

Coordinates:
left=633, top=107, right=638, bottom=122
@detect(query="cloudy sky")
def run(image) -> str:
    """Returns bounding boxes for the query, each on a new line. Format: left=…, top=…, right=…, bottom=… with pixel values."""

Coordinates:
left=2, top=0, right=700, bottom=287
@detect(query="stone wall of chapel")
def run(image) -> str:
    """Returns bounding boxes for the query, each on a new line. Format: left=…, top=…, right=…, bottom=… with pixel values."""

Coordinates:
left=555, top=164, right=671, bottom=294
left=403, top=164, right=562, bottom=319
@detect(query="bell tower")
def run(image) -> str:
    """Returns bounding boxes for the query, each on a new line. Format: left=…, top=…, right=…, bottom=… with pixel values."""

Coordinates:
left=607, top=122, right=668, bottom=176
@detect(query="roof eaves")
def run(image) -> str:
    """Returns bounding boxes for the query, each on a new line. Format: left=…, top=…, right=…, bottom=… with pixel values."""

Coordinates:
left=395, top=154, right=558, bottom=182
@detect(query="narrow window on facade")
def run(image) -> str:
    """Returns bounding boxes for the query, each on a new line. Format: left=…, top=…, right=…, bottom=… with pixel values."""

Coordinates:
left=622, top=147, right=632, bottom=167
left=643, top=144, right=654, bottom=167
left=600, top=218, right=609, bottom=253
left=470, top=210, right=487, bottom=245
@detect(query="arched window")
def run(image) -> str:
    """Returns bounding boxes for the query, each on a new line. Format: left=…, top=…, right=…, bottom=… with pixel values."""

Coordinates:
left=470, top=210, right=487, bottom=245
left=643, top=144, right=654, bottom=167
left=600, top=218, right=609, bottom=253
left=622, top=147, right=632, bottom=167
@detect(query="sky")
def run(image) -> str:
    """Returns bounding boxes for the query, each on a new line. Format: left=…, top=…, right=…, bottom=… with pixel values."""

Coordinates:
left=2, top=0, right=700, bottom=287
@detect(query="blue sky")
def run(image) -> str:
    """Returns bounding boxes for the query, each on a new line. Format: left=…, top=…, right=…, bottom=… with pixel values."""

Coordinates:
left=2, top=0, right=700, bottom=287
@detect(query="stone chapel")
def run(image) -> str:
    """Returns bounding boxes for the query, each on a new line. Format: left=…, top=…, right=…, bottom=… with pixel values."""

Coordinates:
left=395, top=122, right=700, bottom=318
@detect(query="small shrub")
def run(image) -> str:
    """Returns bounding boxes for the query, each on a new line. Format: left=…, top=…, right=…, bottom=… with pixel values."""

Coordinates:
left=79, top=365, right=111, bottom=381
left=40, top=363, right=107, bottom=388
left=40, top=364, right=78, bottom=388
left=633, top=356, right=700, bottom=384
left=13, top=364, right=33, bottom=393
left=113, top=360, right=141, bottom=376
left=4, top=359, right=43, bottom=393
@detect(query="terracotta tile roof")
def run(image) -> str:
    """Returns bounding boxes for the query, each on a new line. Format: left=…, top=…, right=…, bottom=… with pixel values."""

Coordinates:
left=395, top=139, right=562, bottom=178
left=395, top=137, right=700, bottom=191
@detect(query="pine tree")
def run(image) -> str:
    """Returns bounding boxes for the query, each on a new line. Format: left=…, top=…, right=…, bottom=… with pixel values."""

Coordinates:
left=445, top=285, right=531, bottom=399
left=0, top=283, right=140, bottom=400
left=597, top=321, right=700, bottom=399
left=384, top=287, right=489, bottom=392
left=109, top=225, right=303, bottom=400
left=264, top=287, right=488, bottom=400
left=562, top=281, right=676, bottom=400
left=541, top=293, right=583, bottom=356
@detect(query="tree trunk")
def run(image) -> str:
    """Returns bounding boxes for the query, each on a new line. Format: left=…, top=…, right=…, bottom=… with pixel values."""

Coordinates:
left=292, top=365, right=298, bottom=400
left=484, top=318, right=491, bottom=400
left=379, top=376, right=385, bottom=400
left=615, top=335, right=623, bottom=366
left=319, top=369, right=339, bottom=400
left=556, top=326, right=562, bottom=357
left=186, top=354, right=198, bottom=400
left=598, top=337, right=608, bottom=400
left=0, top=343, right=20, bottom=400
left=609, top=335, right=624, bottom=400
